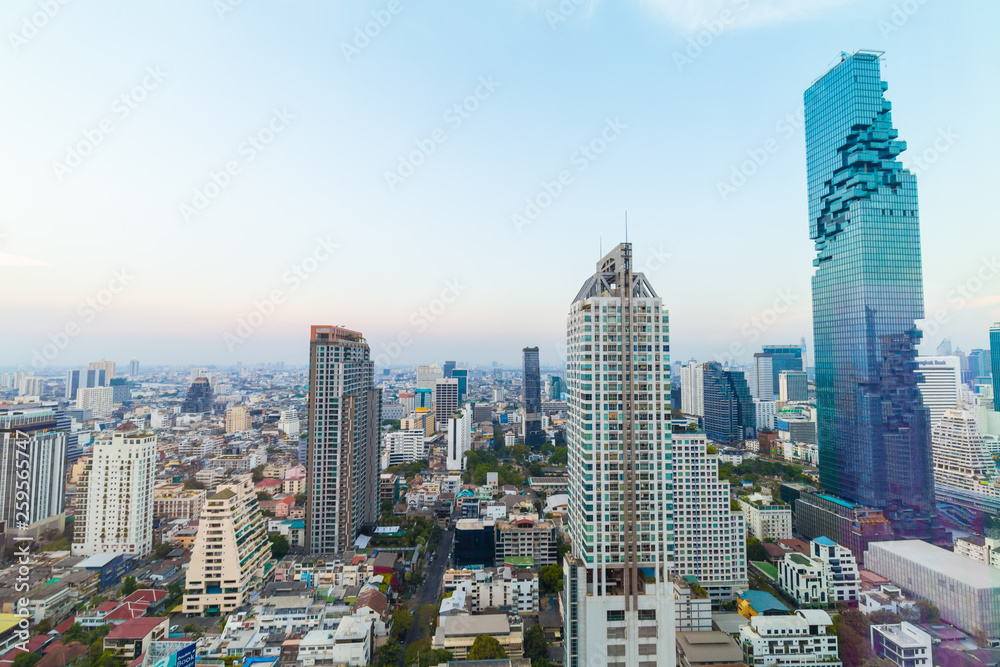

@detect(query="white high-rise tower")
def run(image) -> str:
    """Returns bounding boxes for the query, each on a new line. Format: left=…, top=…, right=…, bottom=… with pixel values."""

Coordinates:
left=563, top=243, right=676, bottom=667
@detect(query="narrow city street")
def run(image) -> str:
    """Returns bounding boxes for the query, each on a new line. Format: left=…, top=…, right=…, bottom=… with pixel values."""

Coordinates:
left=403, top=525, right=455, bottom=647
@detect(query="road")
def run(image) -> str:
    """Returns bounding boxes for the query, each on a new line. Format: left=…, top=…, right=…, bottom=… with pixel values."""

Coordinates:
left=403, top=525, right=455, bottom=648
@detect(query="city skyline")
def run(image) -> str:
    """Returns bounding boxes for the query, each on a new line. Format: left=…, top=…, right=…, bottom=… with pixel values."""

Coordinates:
left=2, top=2, right=998, bottom=369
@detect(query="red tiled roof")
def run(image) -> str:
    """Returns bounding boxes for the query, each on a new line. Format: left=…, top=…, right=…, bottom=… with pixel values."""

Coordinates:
left=53, top=617, right=77, bottom=635
left=95, top=601, right=119, bottom=612
left=354, top=588, right=388, bottom=619
left=38, top=642, right=88, bottom=667
left=105, top=617, right=167, bottom=640
left=122, top=590, right=167, bottom=604
left=104, top=601, right=151, bottom=621
left=255, top=478, right=283, bottom=488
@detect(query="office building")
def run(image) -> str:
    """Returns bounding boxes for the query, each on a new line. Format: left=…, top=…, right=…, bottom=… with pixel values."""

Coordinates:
left=435, top=378, right=460, bottom=431
left=398, top=391, right=415, bottom=414
left=806, top=50, right=934, bottom=535
left=779, top=371, right=808, bottom=402
left=76, top=386, right=115, bottom=418
left=109, top=377, right=130, bottom=403
left=931, top=408, right=1000, bottom=512
left=66, top=368, right=107, bottom=401
left=788, top=489, right=893, bottom=565
left=563, top=243, right=676, bottom=667
left=381, top=429, right=426, bottom=468
left=277, top=409, right=300, bottom=438
left=865, top=540, right=1000, bottom=637
left=672, top=429, right=747, bottom=601
left=680, top=362, right=704, bottom=417
left=88, top=360, right=116, bottom=380
left=991, top=323, right=1000, bottom=410
left=778, top=536, right=860, bottom=607
left=181, top=377, right=214, bottom=414
left=454, top=518, right=496, bottom=568
left=128, top=358, right=139, bottom=379
left=415, top=387, right=432, bottom=409
left=522, top=347, right=544, bottom=447
left=870, top=622, right=932, bottom=667
left=740, top=610, right=841, bottom=667
left=739, top=493, right=792, bottom=541
left=472, top=403, right=492, bottom=423
left=183, top=475, right=272, bottom=615
left=416, top=364, right=443, bottom=401
left=550, top=375, right=564, bottom=400
left=755, top=399, right=777, bottom=431
left=936, top=339, right=952, bottom=356
left=225, top=405, right=252, bottom=433
left=443, top=360, right=456, bottom=378
left=969, top=348, right=992, bottom=387
left=452, top=368, right=468, bottom=402
left=72, top=425, right=156, bottom=557
left=916, top=356, right=962, bottom=425
left=754, top=346, right=804, bottom=400
left=0, top=403, right=67, bottom=530
left=446, top=405, right=472, bottom=471
left=703, top=362, right=754, bottom=445
left=305, top=325, right=379, bottom=554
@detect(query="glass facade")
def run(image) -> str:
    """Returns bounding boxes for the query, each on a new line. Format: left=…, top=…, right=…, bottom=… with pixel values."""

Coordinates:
left=522, top=346, right=544, bottom=446
left=762, top=345, right=804, bottom=396
left=990, top=323, right=1000, bottom=410
left=703, top=362, right=754, bottom=445
left=805, top=51, right=934, bottom=533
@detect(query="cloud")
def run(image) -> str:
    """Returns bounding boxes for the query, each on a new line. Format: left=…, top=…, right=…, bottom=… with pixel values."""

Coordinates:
left=638, top=0, right=861, bottom=33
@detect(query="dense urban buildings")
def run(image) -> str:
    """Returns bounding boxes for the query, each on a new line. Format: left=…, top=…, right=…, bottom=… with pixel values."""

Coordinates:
left=305, top=325, right=380, bottom=554
left=522, top=346, right=544, bottom=447
left=72, top=424, right=156, bottom=557
left=805, top=50, right=934, bottom=535
left=931, top=408, right=1000, bottom=512
left=754, top=346, right=803, bottom=400
left=915, top=356, right=962, bottom=425
left=563, top=243, right=676, bottom=667
left=778, top=370, right=808, bottom=402
left=0, top=402, right=67, bottom=532
left=182, top=376, right=214, bottom=413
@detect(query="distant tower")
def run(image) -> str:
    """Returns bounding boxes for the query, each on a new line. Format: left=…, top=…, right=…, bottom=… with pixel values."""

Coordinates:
left=521, top=347, right=543, bottom=447
left=129, top=358, right=140, bottom=379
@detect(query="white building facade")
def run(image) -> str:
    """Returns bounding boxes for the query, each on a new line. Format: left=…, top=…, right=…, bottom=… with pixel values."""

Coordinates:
left=446, top=405, right=472, bottom=472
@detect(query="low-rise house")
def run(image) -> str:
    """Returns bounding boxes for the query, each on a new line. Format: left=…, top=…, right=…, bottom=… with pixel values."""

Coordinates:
left=676, top=630, right=744, bottom=667
left=442, top=567, right=539, bottom=613
left=740, top=610, right=841, bottom=667
left=778, top=536, right=860, bottom=607
left=298, top=618, right=373, bottom=667
left=859, top=584, right=917, bottom=616
left=870, top=622, right=932, bottom=667
left=103, top=617, right=169, bottom=662
left=432, top=614, right=523, bottom=660
left=674, top=579, right=712, bottom=633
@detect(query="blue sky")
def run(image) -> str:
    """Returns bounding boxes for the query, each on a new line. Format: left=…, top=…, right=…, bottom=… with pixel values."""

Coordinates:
left=2, top=0, right=997, bottom=370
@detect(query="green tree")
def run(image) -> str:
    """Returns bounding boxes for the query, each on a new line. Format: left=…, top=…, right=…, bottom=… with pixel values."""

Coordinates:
left=62, top=622, right=87, bottom=644
left=374, top=641, right=403, bottom=667
left=119, top=575, right=138, bottom=596
left=746, top=537, right=767, bottom=562
left=153, top=541, right=173, bottom=559
left=914, top=599, right=941, bottom=625
left=33, top=618, right=53, bottom=634
left=12, top=653, right=40, bottom=667
left=548, top=446, right=568, bottom=466
left=539, top=564, right=564, bottom=594
left=167, top=582, right=184, bottom=601
left=528, top=463, right=543, bottom=478
left=390, top=608, right=413, bottom=640
left=183, top=479, right=204, bottom=490
left=493, top=423, right=505, bottom=451
left=510, top=443, right=530, bottom=462
left=251, top=464, right=265, bottom=483
left=523, top=623, right=550, bottom=665
left=468, top=635, right=507, bottom=660
left=256, top=491, right=270, bottom=501
left=268, top=534, right=290, bottom=559
left=380, top=498, right=393, bottom=519
left=294, top=493, right=307, bottom=505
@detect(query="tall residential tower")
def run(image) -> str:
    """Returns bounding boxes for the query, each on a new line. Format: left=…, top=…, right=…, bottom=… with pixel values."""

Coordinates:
left=305, top=326, right=380, bottom=554
left=805, top=50, right=934, bottom=535
left=563, top=243, right=676, bottom=667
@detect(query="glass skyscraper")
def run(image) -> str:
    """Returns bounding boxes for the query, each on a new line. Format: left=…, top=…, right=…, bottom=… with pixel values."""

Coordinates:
left=805, top=50, right=934, bottom=535
left=703, top=362, right=754, bottom=445
left=522, top=346, right=544, bottom=446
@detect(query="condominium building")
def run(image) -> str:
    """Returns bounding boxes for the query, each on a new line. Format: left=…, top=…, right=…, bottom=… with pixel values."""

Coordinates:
left=416, top=364, right=443, bottom=400
left=183, top=475, right=272, bottom=615
left=931, top=408, right=1000, bottom=512
left=381, top=429, right=426, bottom=468
left=305, top=325, right=380, bottom=554
left=446, top=405, right=472, bottom=471
left=739, top=493, right=793, bottom=540
left=672, top=429, right=747, bottom=601
left=225, top=405, right=252, bottom=433
left=0, top=402, right=67, bottom=530
left=779, top=371, right=809, bottom=402
left=740, top=610, right=841, bottom=667
left=66, top=367, right=107, bottom=401
left=495, top=514, right=557, bottom=566
left=916, top=356, right=962, bottom=425
left=153, top=482, right=208, bottom=521
left=88, top=360, right=116, bottom=379
left=778, top=536, right=860, bottom=607
left=563, top=243, right=676, bottom=667
left=703, top=363, right=754, bottom=445
left=680, top=362, right=704, bottom=417
left=870, top=622, right=932, bottom=667
left=788, top=489, right=893, bottom=565
left=277, top=409, right=300, bottom=438
left=435, top=378, right=459, bottom=431
left=18, top=377, right=44, bottom=397
left=442, top=567, right=540, bottom=613
left=401, top=408, right=435, bottom=436
left=72, top=425, right=156, bottom=557
left=77, top=386, right=115, bottom=418
left=865, top=540, right=1000, bottom=637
